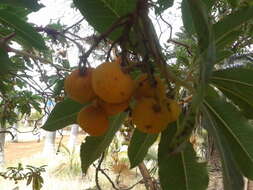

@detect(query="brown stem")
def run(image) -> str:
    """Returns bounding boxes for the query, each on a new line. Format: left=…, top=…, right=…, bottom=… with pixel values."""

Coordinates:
left=138, top=162, right=156, bottom=190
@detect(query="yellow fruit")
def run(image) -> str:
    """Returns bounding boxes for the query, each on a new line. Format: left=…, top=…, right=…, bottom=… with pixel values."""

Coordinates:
left=164, top=98, right=181, bottom=122
left=134, top=74, right=166, bottom=100
left=98, top=99, right=129, bottom=116
left=64, top=68, right=96, bottom=104
left=132, top=97, right=171, bottom=134
left=92, top=60, right=134, bottom=103
left=77, top=104, right=109, bottom=136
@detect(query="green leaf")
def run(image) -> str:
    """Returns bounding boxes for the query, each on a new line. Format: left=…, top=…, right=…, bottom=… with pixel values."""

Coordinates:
left=80, top=112, right=127, bottom=173
left=202, top=104, right=244, bottom=190
left=0, top=48, right=13, bottom=75
left=181, top=0, right=195, bottom=35
left=159, top=125, right=209, bottom=190
left=155, top=0, right=174, bottom=15
left=227, top=0, right=240, bottom=8
left=216, top=50, right=233, bottom=63
left=214, top=6, right=253, bottom=47
left=216, top=31, right=241, bottom=50
left=211, top=67, right=253, bottom=119
left=0, top=0, right=44, bottom=11
left=128, top=129, right=158, bottom=168
left=53, top=79, right=64, bottom=97
left=204, top=92, right=253, bottom=178
left=42, top=99, right=85, bottom=131
left=74, top=0, right=136, bottom=40
left=186, top=0, right=215, bottom=87
left=0, top=9, right=46, bottom=50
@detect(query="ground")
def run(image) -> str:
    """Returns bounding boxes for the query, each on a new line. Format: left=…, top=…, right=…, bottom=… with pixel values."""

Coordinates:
left=5, top=134, right=84, bottom=164
left=1, top=131, right=223, bottom=190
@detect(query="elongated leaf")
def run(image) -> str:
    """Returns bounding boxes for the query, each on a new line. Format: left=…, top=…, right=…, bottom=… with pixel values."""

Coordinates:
left=155, top=0, right=174, bottom=15
left=216, top=30, right=241, bottom=50
left=216, top=50, right=233, bottom=63
left=80, top=112, right=127, bottom=173
left=202, top=99, right=244, bottom=190
left=0, top=0, right=44, bottom=11
left=74, top=0, right=136, bottom=40
left=0, top=48, right=13, bottom=75
left=211, top=67, right=253, bottom=119
left=214, top=6, right=253, bottom=47
left=204, top=93, right=253, bottom=178
left=42, top=99, right=85, bottom=131
left=0, top=9, right=46, bottom=50
left=181, top=0, right=195, bottom=35
left=227, top=0, right=240, bottom=8
left=186, top=0, right=216, bottom=87
left=159, top=125, right=209, bottom=190
left=128, top=129, right=158, bottom=168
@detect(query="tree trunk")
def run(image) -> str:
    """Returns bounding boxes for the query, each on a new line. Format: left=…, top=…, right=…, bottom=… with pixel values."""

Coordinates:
left=12, top=123, right=18, bottom=142
left=42, top=102, right=56, bottom=156
left=0, top=126, right=6, bottom=165
left=43, top=130, right=56, bottom=155
left=247, top=180, right=253, bottom=190
left=68, top=124, right=79, bottom=151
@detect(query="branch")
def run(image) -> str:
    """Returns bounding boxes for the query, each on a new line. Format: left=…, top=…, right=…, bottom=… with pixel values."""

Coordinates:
left=95, top=152, right=104, bottom=190
left=0, top=130, right=14, bottom=140
left=63, top=18, right=85, bottom=33
left=78, top=14, right=130, bottom=68
left=169, top=39, right=193, bottom=56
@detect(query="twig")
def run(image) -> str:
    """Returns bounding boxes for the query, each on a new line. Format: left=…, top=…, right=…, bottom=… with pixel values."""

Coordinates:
left=0, top=130, right=14, bottom=140
left=79, top=14, right=130, bottom=69
left=93, top=162, right=143, bottom=190
left=159, top=14, right=172, bottom=41
left=95, top=152, right=105, bottom=190
left=169, top=39, right=193, bottom=56
left=63, top=18, right=85, bottom=33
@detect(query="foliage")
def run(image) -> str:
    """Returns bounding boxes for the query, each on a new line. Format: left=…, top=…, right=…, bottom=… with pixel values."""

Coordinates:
left=0, top=163, right=46, bottom=190
left=1, top=0, right=253, bottom=190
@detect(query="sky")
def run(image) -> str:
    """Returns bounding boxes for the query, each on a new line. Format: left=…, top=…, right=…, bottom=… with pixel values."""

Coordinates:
left=28, top=0, right=183, bottom=68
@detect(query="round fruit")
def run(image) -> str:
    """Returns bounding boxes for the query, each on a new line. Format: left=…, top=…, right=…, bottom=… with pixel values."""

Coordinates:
left=134, top=74, right=166, bottom=100
left=64, top=68, right=96, bottom=104
left=77, top=104, right=109, bottom=136
left=98, top=99, right=129, bottom=116
left=164, top=98, right=181, bottom=122
left=92, top=61, right=134, bottom=103
left=132, top=97, right=171, bottom=134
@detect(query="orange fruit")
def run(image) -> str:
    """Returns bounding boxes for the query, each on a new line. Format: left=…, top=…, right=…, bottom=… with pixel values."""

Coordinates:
left=134, top=74, right=166, bottom=100
left=132, top=97, right=171, bottom=134
left=77, top=104, right=109, bottom=136
left=98, top=99, right=129, bottom=116
left=92, top=60, right=134, bottom=103
left=164, top=98, right=181, bottom=122
left=64, top=68, right=96, bottom=104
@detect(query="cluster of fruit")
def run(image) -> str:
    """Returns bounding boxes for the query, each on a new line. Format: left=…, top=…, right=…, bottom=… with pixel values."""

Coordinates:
left=64, top=58, right=181, bottom=136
